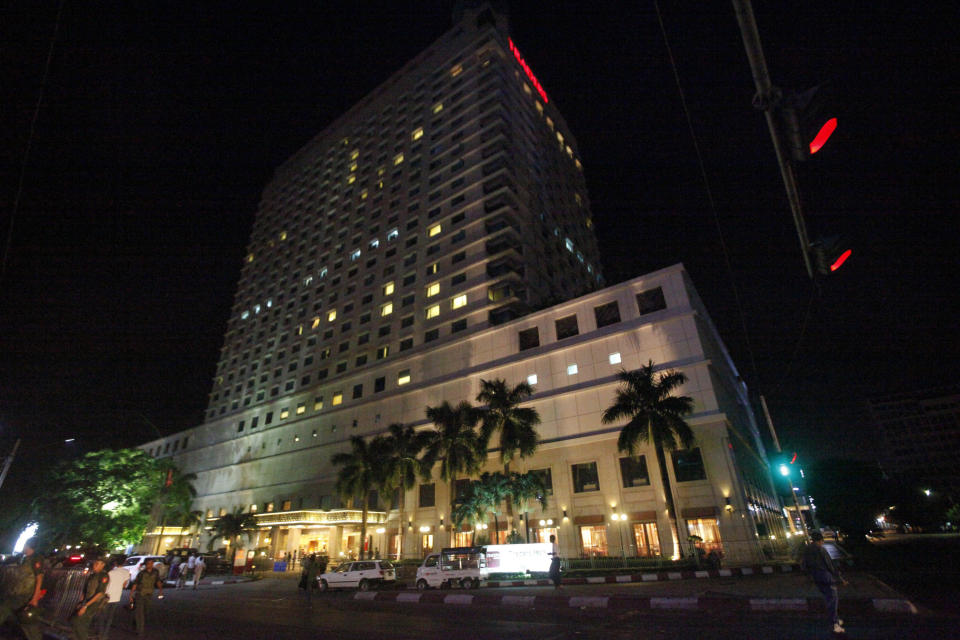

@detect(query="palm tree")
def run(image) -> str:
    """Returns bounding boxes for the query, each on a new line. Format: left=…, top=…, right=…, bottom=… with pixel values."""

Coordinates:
left=332, top=434, right=388, bottom=560
left=153, top=464, right=198, bottom=554
left=423, top=400, right=483, bottom=545
left=209, top=508, right=258, bottom=552
left=476, top=379, right=541, bottom=464
left=379, top=423, right=431, bottom=560
left=474, top=471, right=511, bottom=543
left=601, top=361, right=695, bottom=557
left=508, top=471, right=549, bottom=542
left=451, top=480, right=488, bottom=543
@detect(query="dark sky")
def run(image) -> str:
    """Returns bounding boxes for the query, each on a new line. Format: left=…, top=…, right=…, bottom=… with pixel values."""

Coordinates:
left=1, top=2, right=957, bottom=468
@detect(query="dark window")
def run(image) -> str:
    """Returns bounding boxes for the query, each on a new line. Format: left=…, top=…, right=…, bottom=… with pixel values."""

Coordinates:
left=352, top=384, right=363, bottom=399
left=401, top=315, right=414, bottom=328
left=452, top=251, right=466, bottom=264
left=451, top=273, right=466, bottom=286
left=250, top=417, right=258, bottom=429
left=518, top=327, right=540, bottom=351
left=355, top=354, right=367, bottom=366
left=425, top=328, right=439, bottom=342
left=400, top=337, right=414, bottom=351
left=336, top=361, right=347, bottom=373
left=265, top=411, right=273, bottom=425
left=555, top=315, right=579, bottom=340
left=451, top=318, right=467, bottom=333
left=571, top=461, right=600, bottom=493
left=452, top=478, right=471, bottom=505
left=378, top=325, right=391, bottom=337
left=374, top=377, right=385, bottom=392
left=636, top=287, right=667, bottom=315
left=529, top=467, right=553, bottom=496
left=402, top=294, right=415, bottom=307
left=594, top=301, right=621, bottom=328
left=672, top=448, right=707, bottom=482
left=237, top=420, right=245, bottom=433
left=357, top=332, right=370, bottom=345
left=619, top=456, right=650, bottom=487
left=419, top=483, right=436, bottom=508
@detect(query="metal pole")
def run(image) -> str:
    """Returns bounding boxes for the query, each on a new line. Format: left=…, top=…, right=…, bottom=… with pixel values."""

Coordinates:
left=731, top=0, right=815, bottom=279
left=0, top=438, right=21, bottom=491
left=759, top=394, right=782, bottom=453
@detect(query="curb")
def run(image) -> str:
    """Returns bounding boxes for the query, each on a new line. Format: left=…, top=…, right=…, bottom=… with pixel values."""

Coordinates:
left=162, top=576, right=254, bottom=586
left=485, top=563, right=801, bottom=587
left=353, top=591, right=919, bottom=615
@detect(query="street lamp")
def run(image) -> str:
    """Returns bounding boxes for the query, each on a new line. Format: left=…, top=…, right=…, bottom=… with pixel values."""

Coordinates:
left=611, top=512, right=627, bottom=562
left=778, top=464, right=807, bottom=539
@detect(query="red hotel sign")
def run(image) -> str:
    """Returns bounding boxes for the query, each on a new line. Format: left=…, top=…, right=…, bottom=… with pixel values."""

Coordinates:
left=508, top=38, right=548, bottom=104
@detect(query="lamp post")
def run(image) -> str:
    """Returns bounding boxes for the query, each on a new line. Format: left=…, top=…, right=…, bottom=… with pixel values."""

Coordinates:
left=779, top=464, right=807, bottom=539
left=611, top=513, right=627, bottom=563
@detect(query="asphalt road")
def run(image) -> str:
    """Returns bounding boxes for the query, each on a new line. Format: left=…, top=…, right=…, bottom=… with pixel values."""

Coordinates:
left=65, top=574, right=953, bottom=640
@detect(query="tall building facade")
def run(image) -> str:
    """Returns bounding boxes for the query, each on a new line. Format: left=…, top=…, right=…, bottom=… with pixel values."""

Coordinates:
left=139, top=5, right=785, bottom=564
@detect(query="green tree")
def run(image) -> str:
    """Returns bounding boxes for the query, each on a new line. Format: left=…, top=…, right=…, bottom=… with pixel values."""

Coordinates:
left=451, top=480, right=488, bottom=542
left=208, top=508, right=258, bottom=552
left=424, top=401, right=484, bottom=545
left=601, top=362, right=695, bottom=555
left=476, top=379, right=541, bottom=464
left=475, top=471, right=511, bottom=543
left=30, top=448, right=163, bottom=550
left=332, top=435, right=388, bottom=560
left=508, top=471, right=549, bottom=542
left=153, top=464, right=198, bottom=553
left=379, top=423, right=431, bottom=559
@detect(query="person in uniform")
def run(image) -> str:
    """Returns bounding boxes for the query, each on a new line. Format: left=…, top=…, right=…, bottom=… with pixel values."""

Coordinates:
left=0, top=537, right=44, bottom=640
left=71, top=556, right=108, bottom=640
left=129, top=557, right=163, bottom=636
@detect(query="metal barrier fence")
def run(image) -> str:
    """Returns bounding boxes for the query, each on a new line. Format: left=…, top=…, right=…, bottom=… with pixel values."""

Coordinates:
left=1, top=565, right=91, bottom=635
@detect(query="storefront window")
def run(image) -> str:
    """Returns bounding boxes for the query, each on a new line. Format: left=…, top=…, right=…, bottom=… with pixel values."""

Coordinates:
left=632, top=522, right=661, bottom=557
left=579, top=525, right=608, bottom=556
left=531, top=527, right=558, bottom=544
left=421, top=534, right=434, bottom=556
left=453, top=531, right=473, bottom=547
left=686, top=518, right=722, bottom=553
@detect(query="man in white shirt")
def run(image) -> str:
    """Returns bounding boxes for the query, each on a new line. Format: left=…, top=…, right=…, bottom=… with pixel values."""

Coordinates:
left=100, top=560, right=130, bottom=638
left=192, top=555, right=205, bottom=590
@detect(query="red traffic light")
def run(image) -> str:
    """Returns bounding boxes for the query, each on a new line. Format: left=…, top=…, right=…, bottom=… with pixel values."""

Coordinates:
left=809, top=117, right=837, bottom=155
left=829, top=248, right=852, bottom=272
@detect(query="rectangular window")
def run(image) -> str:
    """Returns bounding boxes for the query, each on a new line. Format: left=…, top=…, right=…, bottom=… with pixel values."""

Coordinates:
left=419, top=483, right=435, bottom=508
left=566, top=363, right=578, bottom=375
left=380, top=302, right=393, bottom=316
left=571, top=461, right=600, bottom=493
left=609, top=352, right=622, bottom=365
left=529, top=467, right=553, bottom=496
left=332, top=392, right=343, bottom=406
left=280, top=408, right=290, bottom=420
left=237, top=420, right=245, bottom=432
left=374, top=376, right=385, bottom=392
left=518, top=327, right=540, bottom=351
left=397, top=369, right=411, bottom=385
left=383, top=281, right=395, bottom=296
left=296, top=402, right=306, bottom=415
left=426, top=304, right=440, bottom=319
left=672, top=448, right=707, bottom=482
left=619, top=456, right=650, bottom=487
left=314, top=396, right=324, bottom=411
left=451, top=294, right=467, bottom=309
left=451, top=318, right=466, bottom=333
left=633, top=522, right=661, bottom=557
left=555, top=315, right=579, bottom=340
left=401, top=315, right=414, bottom=328
left=424, top=328, right=439, bottom=342
left=400, top=337, right=413, bottom=351
left=412, top=127, right=423, bottom=141
left=376, top=345, right=389, bottom=360
left=352, top=384, right=363, bottom=399
left=526, top=374, right=537, bottom=385
left=593, top=301, right=621, bottom=328
left=636, top=287, right=667, bottom=315
left=426, top=282, right=440, bottom=297
left=428, top=223, right=442, bottom=237
left=686, top=518, right=722, bottom=554
left=579, top=525, right=608, bottom=556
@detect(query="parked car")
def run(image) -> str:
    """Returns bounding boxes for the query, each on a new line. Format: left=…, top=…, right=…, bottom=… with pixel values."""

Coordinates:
left=319, top=560, right=395, bottom=591
left=416, top=548, right=487, bottom=591
left=122, top=555, right=166, bottom=586
left=201, top=553, right=231, bottom=575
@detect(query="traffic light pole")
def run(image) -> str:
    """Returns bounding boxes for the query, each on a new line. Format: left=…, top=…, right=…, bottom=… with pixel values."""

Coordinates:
left=731, top=0, right=815, bottom=279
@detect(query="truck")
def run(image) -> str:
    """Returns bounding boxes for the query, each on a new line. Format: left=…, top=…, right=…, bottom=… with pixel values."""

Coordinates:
left=415, top=542, right=552, bottom=590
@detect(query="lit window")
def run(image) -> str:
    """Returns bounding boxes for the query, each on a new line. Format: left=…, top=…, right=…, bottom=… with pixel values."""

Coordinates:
left=347, top=174, right=356, bottom=184
left=527, top=374, right=538, bottom=386
left=369, top=238, right=380, bottom=249
left=535, top=101, right=544, bottom=115
left=279, top=230, right=288, bottom=241
left=565, top=238, right=575, bottom=252
left=397, top=369, right=411, bottom=385
left=432, top=102, right=443, bottom=114
left=426, top=282, right=440, bottom=297
left=426, top=304, right=440, bottom=319
left=350, top=149, right=359, bottom=160
left=280, top=408, right=290, bottom=420
left=412, top=127, right=423, bottom=141
left=383, top=281, right=395, bottom=296
left=314, top=396, right=324, bottom=410
left=394, top=152, right=404, bottom=165
left=426, top=262, right=438, bottom=275
left=332, top=392, right=343, bottom=406
left=556, top=131, right=564, bottom=144
left=350, top=248, right=361, bottom=261
left=452, top=294, right=467, bottom=309
left=327, top=310, right=337, bottom=322
left=381, top=302, right=393, bottom=317
left=303, top=275, right=314, bottom=286
left=246, top=253, right=254, bottom=263
left=428, top=224, right=441, bottom=237
left=349, top=162, right=358, bottom=172
left=567, top=363, right=578, bottom=375
left=450, top=63, right=463, bottom=77
left=361, top=189, right=368, bottom=200
left=253, top=304, right=261, bottom=314
left=241, top=310, right=250, bottom=320
left=546, top=117, right=554, bottom=130
left=296, top=403, right=306, bottom=415
left=311, top=317, right=320, bottom=329
left=319, top=267, right=328, bottom=278
left=387, top=228, right=399, bottom=241
left=609, top=352, right=622, bottom=365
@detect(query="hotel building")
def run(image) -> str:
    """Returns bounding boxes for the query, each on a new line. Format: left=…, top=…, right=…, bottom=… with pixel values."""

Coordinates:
left=139, top=4, right=785, bottom=564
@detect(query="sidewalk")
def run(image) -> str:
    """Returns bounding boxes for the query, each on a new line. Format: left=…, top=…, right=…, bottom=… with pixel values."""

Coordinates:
left=358, top=569, right=918, bottom=616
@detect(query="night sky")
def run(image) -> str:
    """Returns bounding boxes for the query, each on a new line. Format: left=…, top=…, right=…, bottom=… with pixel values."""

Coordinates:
left=1, top=2, right=956, bottom=470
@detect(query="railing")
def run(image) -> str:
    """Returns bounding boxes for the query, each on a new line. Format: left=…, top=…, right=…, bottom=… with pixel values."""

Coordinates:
left=0, top=566, right=88, bottom=635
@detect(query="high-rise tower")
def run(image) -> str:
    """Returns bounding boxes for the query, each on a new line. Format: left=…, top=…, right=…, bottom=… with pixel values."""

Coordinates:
left=205, top=4, right=601, bottom=423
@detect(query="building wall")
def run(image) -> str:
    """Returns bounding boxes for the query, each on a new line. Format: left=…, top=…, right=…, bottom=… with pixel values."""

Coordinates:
left=142, top=266, right=781, bottom=564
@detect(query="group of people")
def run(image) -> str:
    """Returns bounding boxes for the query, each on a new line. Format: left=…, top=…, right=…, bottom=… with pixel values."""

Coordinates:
left=297, top=553, right=329, bottom=599
left=168, top=552, right=206, bottom=589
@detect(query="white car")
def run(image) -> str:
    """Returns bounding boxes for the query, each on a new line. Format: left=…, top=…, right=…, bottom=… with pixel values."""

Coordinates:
left=319, top=560, right=396, bottom=591
left=122, top=555, right=166, bottom=586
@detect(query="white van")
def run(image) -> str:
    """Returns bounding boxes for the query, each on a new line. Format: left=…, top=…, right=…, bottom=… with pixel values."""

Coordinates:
left=416, top=547, right=488, bottom=590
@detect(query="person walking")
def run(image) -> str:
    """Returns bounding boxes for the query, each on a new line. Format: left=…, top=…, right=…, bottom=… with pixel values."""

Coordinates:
left=129, top=557, right=163, bottom=636
left=802, top=530, right=848, bottom=634
left=192, top=555, right=205, bottom=590
left=177, top=553, right=196, bottom=589
left=548, top=534, right=562, bottom=590
left=305, top=554, right=319, bottom=600
left=99, top=559, right=130, bottom=639
left=71, top=556, right=109, bottom=640
left=0, top=537, right=44, bottom=640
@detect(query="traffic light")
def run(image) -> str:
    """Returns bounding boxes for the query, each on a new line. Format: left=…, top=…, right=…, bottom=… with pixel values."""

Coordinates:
left=779, top=83, right=838, bottom=162
left=809, top=236, right=852, bottom=275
